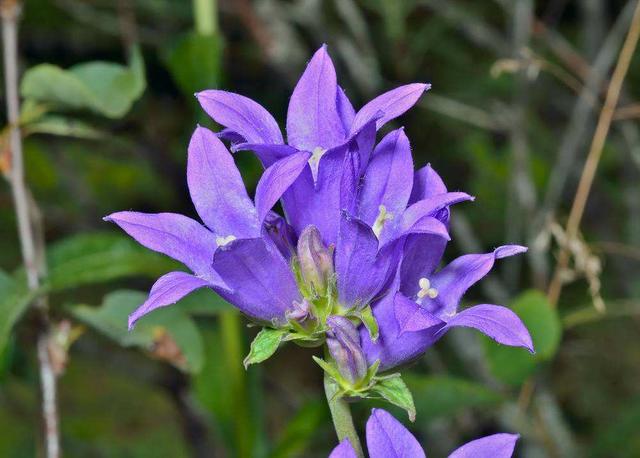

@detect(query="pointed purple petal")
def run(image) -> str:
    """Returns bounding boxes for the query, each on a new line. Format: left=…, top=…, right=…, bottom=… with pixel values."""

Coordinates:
left=211, top=238, right=300, bottom=323
left=287, top=45, right=344, bottom=150
left=366, top=409, right=425, bottom=458
left=196, top=90, right=283, bottom=145
left=358, top=129, right=414, bottom=226
left=360, top=289, right=443, bottom=371
left=380, top=215, right=450, bottom=249
left=421, top=245, right=528, bottom=317
left=187, top=126, right=260, bottom=239
left=255, top=151, right=311, bottom=222
left=232, top=143, right=298, bottom=168
left=336, top=86, right=356, bottom=135
left=104, top=211, right=219, bottom=281
left=395, top=293, right=444, bottom=335
left=401, top=192, right=474, bottom=230
left=329, top=439, right=358, bottom=458
left=448, top=433, right=519, bottom=458
left=336, top=213, right=393, bottom=307
left=409, top=163, right=447, bottom=204
left=351, top=83, right=430, bottom=134
left=440, top=304, right=534, bottom=352
left=128, top=272, right=212, bottom=329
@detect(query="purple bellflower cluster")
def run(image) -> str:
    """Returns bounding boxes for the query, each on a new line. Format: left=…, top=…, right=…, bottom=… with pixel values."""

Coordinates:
left=105, top=45, right=533, bottom=442
left=331, top=409, right=519, bottom=458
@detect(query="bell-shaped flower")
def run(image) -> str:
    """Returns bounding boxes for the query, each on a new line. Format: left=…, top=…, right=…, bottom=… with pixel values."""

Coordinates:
left=358, top=165, right=533, bottom=371
left=196, top=45, right=430, bottom=246
left=105, top=126, right=312, bottom=329
left=330, top=408, right=519, bottom=458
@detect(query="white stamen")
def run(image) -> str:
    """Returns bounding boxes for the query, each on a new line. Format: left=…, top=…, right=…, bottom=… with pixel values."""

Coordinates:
left=417, top=277, right=438, bottom=302
left=372, top=205, right=394, bottom=238
left=308, top=146, right=326, bottom=183
left=216, top=235, right=237, bottom=247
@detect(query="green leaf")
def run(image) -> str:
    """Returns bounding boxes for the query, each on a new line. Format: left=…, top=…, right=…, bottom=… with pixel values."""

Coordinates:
left=269, top=399, right=328, bottom=458
left=20, top=47, right=145, bottom=118
left=47, top=232, right=178, bottom=291
left=371, top=373, right=416, bottom=421
left=243, top=328, right=287, bottom=369
left=312, top=356, right=344, bottom=386
left=483, top=290, right=562, bottom=385
left=165, top=31, right=222, bottom=97
left=71, top=290, right=204, bottom=373
left=24, top=115, right=104, bottom=139
left=405, top=374, right=503, bottom=420
left=357, top=304, right=379, bottom=341
left=0, top=270, right=41, bottom=353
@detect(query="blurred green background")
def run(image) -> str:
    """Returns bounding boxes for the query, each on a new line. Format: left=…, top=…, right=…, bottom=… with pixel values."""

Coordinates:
left=1, top=0, right=639, bottom=457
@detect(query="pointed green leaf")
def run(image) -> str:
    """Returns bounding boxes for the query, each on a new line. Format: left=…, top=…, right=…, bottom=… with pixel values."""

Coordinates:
left=243, top=328, right=287, bottom=369
left=372, top=373, right=416, bottom=421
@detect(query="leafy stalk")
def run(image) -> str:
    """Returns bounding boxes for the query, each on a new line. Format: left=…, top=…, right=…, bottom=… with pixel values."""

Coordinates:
left=323, top=353, right=365, bottom=458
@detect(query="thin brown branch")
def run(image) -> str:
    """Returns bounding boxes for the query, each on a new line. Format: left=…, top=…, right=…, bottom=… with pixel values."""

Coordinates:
left=1, top=1, right=60, bottom=457
left=548, top=0, right=640, bottom=306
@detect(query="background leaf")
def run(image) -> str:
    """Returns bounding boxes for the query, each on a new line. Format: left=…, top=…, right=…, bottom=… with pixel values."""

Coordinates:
left=71, top=290, right=204, bottom=373
left=47, top=232, right=178, bottom=291
left=20, top=47, right=145, bottom=118
left=483, top=290, right=562, bottom=385
left=406, top=374, right=503, bottom=420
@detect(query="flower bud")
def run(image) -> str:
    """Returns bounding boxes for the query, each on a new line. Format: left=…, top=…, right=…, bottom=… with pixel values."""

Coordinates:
left=286, top=299, right=312, bottom=323
left=264, top=212, right=297, bottom=257
left=296, top=225, right=334, bottom=296
left=326, top=316, right=368, bottom=385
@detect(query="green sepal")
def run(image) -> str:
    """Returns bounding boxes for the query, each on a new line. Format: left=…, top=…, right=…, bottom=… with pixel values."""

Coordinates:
left=355, top=305, right=379, bottom=341
left=243, top=327, right=287, bottom=369
left=371, top=373, right=416, bottom=421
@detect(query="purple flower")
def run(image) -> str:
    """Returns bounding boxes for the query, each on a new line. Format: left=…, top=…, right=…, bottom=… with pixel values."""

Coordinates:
left=330, top=408, right=519, bottom=458
left=105, top=126, right=310, bottom=329
left=196, top=44, right=430, bottom=246
left=105, top=45, right=430, bottom=333
left=358, top=164, right=533, bottom=371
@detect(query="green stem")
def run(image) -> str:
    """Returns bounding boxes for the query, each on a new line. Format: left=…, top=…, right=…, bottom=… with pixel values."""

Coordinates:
left=323, top=370, right=365, bottom=458
left=192, top=0, right=217, bottom=35
left=220, top=310, right=252, bottom=458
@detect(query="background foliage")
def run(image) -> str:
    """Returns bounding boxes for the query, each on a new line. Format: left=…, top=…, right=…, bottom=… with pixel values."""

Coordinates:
left=1, top=0, right=639, bottom=457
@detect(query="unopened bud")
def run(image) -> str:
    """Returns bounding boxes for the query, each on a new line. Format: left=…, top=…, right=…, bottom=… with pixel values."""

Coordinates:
left=286, top=299, right=312, bottom=323
left=297, top=225, right=333, bottom=296
left=326, top=316, right=368, bottom=385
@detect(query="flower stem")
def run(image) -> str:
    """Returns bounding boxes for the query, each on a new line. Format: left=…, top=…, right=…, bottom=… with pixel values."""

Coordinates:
left=323, top=368, right=365, bottom=457
left=193, top=0, right=217, bottom=35
left=220, top=310, right=252, bottom=458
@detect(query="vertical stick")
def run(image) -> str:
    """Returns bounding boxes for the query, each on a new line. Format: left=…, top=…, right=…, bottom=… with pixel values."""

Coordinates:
left=548, top=0, right=640, bottom=305
left=1, top=1, right=60, bottom=457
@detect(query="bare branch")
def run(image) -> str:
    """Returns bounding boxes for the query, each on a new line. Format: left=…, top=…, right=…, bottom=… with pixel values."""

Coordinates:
left=1, top=1, right=60, bottom=456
